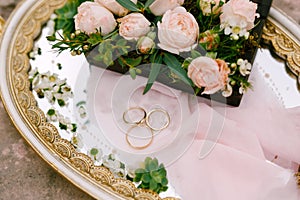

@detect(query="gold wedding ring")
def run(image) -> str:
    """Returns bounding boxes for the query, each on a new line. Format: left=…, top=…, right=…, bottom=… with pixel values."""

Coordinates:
left=123, top=107, right=146, bottom=125
left=145, top=108, right=170, bottom=131
left=125, top=124, right=153, bottom=150
left=123, top=107, right=170, bottom=150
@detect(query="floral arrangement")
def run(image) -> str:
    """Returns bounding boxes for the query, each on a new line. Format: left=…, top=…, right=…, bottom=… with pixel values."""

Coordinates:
left=48, top=0, right=260, bottom=102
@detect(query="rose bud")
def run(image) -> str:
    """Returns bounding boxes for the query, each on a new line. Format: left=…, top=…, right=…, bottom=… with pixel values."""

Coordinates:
left=137, top=36, right=155, bottom=54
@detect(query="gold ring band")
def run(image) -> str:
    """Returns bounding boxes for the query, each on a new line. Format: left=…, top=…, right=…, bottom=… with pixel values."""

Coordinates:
left=145, top=108, right=170, bottom=131
left=125, top=125, right=153, bottom=150
left=123, top=107, right=146, bottom=125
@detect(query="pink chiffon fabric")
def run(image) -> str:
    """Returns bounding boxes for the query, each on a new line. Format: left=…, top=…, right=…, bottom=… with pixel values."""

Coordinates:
left=89, top=63, right=300, bottom=200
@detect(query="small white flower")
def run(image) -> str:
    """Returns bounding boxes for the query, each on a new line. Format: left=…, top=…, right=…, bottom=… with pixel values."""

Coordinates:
left=57, top=114, right=64, bottom=122
left=54, top=93, right=63, bottom=100
left=71, top=134, right=84, bottom=149
left=127, top=167, right=136, bottom=179
left=78, top=106, right=87, bottom=118
left=239, top=86, right=245, bottom=94
left=222, top=83, right=233, bottom=97
left=67, top=124, right=74, bottom=131
left=237, top=59, right=252, bottom=76
left=53, top=85, right=60, bottom=92
left=56, top=78, right=67, bottom=87
left=102, top=154, right=126, bottom=177
left=31, top=75, right=41, bottom=87
left=29, top=68, right=39, bottom=77
left=44, top=91, right=55, bottom=104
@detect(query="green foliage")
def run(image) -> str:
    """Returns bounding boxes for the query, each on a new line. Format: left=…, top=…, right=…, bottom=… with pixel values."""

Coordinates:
left=163, top=53, right=193, bottom=86
left=48, top=0, right=255, bottom=99
left=134, top=157, right=168, bottom=194
left=47, top=109, right=56, bottom=116
left=116, top=0, right=141, bottom=12
left=47, top=31, right=102, bottom=55
left=144, top=0, right=155, bottom=8
left=90, top=148, right=99, bottom=156
left=143, top=50, right=162, bottom=94
left=93, top=34, right=132, bottom=67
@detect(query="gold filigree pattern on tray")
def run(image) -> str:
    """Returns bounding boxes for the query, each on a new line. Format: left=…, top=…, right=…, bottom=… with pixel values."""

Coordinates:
left=3, top=0, right=300, bottom=199
left=0, top=16, right=4, bottom=37
left=262, top=18, right=300, bottom=84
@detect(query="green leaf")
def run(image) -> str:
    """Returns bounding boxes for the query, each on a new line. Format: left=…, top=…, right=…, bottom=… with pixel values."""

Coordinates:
left=47, top=36, right=57, bottom=42
left=206, top=52, right=218, bottom=59
left=57, top=99, right=66, bottom=107
left=116, top=0, right=140, bottom=12
left=129, top=68, right=137, bottom=80
left=59, top=122, right=67, bottom=130
left=142, top=173, right=151, bottom=183
left=144, top=0, right=155, bottom=8
left=163, top=53, right=193, bottom=86
left=147, top=160, right=158, bottom=171
left=182, top=58, right=193, bottom=69
left=71, top=124, right=77, bottom=132
left=149, top=179, right=158, bottom=190
left=138, top=182, right=149, bottom=189
left=161, top=177, right=168, bottom=186
left=125, top=56, right=142, bottom=68
left=116, top=39, right=127, bottom=46
left=135, top=168, right=146, bottom=174
left=150, top=171, right=162, bottom=183
left=134, top=168, right=145, bottom=181
left=103, top=51, right=114, bottom=66
left=145, top=157, right=152, bottom=167
left=160, top=185, right=168, bottom=192
left=90, top=148, right=99, bottom=156
left=47, top=109, right=55, bottom=116
left=191, top=49, right=202, bottom=59
left=158, top=167, right=167, bottom=177
left=152, top=158, right=159, bottom=168
left=87, top=33, right=102, bottom=46
left=143, top=52, right=162, bottom=94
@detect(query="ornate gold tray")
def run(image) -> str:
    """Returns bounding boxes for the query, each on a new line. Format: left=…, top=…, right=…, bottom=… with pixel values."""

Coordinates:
left=0, top=0, right=299, bottom=199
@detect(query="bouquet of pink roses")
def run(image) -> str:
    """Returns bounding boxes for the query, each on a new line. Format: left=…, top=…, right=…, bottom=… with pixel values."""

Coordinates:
left=48, top=0, right=266, bottom=106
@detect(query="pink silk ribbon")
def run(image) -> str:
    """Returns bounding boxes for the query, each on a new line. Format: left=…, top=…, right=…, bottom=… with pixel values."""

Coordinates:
left=88, top=63, right=300, bottom=200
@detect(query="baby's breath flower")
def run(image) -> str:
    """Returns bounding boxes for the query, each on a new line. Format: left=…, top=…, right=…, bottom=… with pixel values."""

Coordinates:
left=237, top=59, right=252, bottom=76
left=103, top=154, right=126, bottom=178
left=239, top=84, right=246, bottom=94
left=222, top=83, right=233, bottom=97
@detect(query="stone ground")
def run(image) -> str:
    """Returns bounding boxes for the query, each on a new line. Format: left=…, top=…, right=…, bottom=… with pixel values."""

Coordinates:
left=0, top=0, right=299, bottom=199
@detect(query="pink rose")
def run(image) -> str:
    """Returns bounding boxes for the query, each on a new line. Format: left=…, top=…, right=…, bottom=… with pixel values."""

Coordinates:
left=95, top=0, right=137, bottom=16
left=187, top=56, right=230, bottom=94
left=149, top=0, right=184, bottom=16
left=157, top=7, right=199, bottom=55
left=220, top=0, right=259, bottom=38
left=74, top=2, right=116, bottom=35
left=199, top=0, right=224, bottom=16
left=118, top=13, right=151, bottom=41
